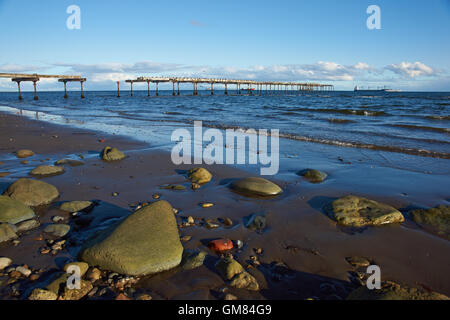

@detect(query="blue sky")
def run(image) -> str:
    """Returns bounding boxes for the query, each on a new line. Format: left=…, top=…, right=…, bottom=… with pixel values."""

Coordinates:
left=0, top=0, right=449, bottom=91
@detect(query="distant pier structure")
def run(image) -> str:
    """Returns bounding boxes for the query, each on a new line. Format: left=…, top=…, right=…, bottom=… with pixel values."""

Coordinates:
left=0, top=73, right=86, bottom=100
left=123, top=77, right=334, bottom=97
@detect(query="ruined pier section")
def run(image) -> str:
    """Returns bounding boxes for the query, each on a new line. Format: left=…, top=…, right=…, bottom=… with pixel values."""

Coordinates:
left=0, top=73, right=86, bottom=100
left=123, top=77, right=334, bottom=97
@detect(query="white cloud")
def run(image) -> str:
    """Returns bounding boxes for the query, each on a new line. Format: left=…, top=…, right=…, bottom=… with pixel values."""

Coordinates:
left=386, top=61, right=435, bottom=78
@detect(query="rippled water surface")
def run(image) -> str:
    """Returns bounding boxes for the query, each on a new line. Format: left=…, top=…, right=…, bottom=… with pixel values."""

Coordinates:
left=0, top=90, right=449, bottom=160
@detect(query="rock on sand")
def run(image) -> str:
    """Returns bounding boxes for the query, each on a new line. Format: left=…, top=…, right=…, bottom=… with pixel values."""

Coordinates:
left=60, top=201, right=92, bottom=213
left=0, top=195, right=35, bottom=224
left=4, top=178, right=59, bottom=207
left=187, top=167, right=212, bottom=184
left=325, top=195, right=404, bottom=227
left=230, top=177, right=282, bottom=197
left=80, top=200, right=183, bottom=276
left=15, top=149, right=34, bottom=158
left=30, top=165, right=65, bottom=176
left=101, top=146, right=126, bottom=161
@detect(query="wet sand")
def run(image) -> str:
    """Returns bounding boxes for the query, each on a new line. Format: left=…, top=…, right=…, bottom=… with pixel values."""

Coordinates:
left=0, top=112, right=449, bottom=300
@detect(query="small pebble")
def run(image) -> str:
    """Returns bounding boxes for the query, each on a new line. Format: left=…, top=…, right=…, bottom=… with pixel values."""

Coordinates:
left=201, top=203, right=214, bottom=208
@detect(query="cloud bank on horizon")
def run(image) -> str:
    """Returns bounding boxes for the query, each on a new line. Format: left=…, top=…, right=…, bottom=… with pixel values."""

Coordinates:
left=0, top=60, right=447, bottom=92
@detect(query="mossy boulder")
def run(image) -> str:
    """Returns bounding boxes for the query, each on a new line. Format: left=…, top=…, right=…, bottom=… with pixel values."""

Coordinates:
left=0, top=195, right=35, bottom=224
left=60, top=201, right=93, bottom=213
left=181, top=250, right=207, bottom=270
left=215, top=257, right=259, bottom=291
left=16, top=219, right=40, bottom=233
left=15, top=149, right=34, bottom=158
left=347, top=281, right=449, bottom=300
left=30, top=165, right=65, bottom=177
left=410, top=205, right=449, bottom=239
left=80, top=200, right=183, bottom=276
left=0, top=223, right=18, bottom=243
left=5, top=178, right=59, bottom=207
left=298, top=169, right=328, bottom=183
left=187, top=168, right=212, bottom=184
left=101, top=146, right=126, bottom=161
left=325, top=195, right=404, bottom=227
left=230, top=177, right=282, bottom=197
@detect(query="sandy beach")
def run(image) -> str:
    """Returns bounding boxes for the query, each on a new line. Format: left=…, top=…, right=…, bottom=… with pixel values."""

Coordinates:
left=0, top=111, right=449, bottom=300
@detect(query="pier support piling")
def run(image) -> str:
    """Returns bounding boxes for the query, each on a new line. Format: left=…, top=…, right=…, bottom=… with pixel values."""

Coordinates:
left=33, top=81, right=38, bottom=100
left=16, top=81, right=22, bottom=100
left=80, top=80, right=85, bottom=98
left=117, top=81, right=120, bottom=97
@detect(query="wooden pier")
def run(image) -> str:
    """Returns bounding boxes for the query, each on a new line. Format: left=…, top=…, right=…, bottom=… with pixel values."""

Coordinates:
left=0, top=73, right=86, bottom=100
left=124, top=77, right=333, bottom=97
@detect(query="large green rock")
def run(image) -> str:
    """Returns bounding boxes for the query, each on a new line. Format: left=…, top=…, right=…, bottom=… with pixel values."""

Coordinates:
left=30, top=165, right=65, bottom=176
left=101, top=146, right=126, bottom=161
left=187, top=168, right=212, bottom=184
left=4, top=178, right=59, bottom=207
left=230, top=177, right=282, bottom=197
left=325, top=195, right=404, bottom=227
left=0, top=195, right=35, bottom=224
left=60, top=201, right=93, bottom=213
left=410, top=205, right=449, bottom=239
left=347, top=281, right=449, bottom=300
left=80, top=200, right=183, bottom=276
left=0, top=223, right=18, bottom=243
left=298, top=169, right=328, bottom=183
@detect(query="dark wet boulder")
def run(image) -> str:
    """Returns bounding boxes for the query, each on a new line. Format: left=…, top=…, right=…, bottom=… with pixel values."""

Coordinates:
left=230, top=177, right=282, bottom=197
left=244, top=212, right=267, bottom=233
left=298, top=169, right=328, bottom=183
left=0, top=195, right=35, bottom=224
left=347, top=281, right=449, bottom=300
left=324, top=195, right=404, bottom=227
left=101, top=146, right=126, bottom=161
left=30, top=165, right=65, bottom=177
left=80, top=200, right=183, bottom=276
left=4, top=178, right=59, bottom=207
left=410, top=205, right=449, bottom=240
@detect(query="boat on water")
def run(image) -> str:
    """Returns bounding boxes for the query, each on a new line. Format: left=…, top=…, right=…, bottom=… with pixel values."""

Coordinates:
left=354, top=86, right=401, bottom=92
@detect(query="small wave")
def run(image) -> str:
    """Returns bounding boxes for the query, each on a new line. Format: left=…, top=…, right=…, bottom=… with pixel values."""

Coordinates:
left=391, top=124, right=449, bottom=134
left=427, top=115, right=450, bottom=121
left=287, top=107, right=387, bottom=116
left=327, top=118, right=356, bottom=124
left=163, top=111, right=182, bottom=115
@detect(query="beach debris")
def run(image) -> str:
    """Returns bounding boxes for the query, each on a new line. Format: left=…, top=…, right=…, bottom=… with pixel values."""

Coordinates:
left=54, top=158, right=84, bottom=166
left=410, top=205, right=449, bottom=240
left=186, top=216, right=195, bottom=225
left=244, top=212, right=266, bottom=233
left=345, top=256, right=371, bottom=268
left=52, top=216, right=65, bottom=223
left=44, top=223, right=70, bottom=238
left=187, top=167, right=212, bottom=185
left=5, top=178, right=59, bottom=207
left=112, top=192, right=119, bottom=197
left=235, top=240, right=244, bottom=250
left=222, top=217, right=233, bottom=226
left=205, top=222, right=219, bottom=229
left=208, top=239, right=233, bottom=253
left=181, top=249, right=207, bottom=270
left=28, top=288, right=58, bottom=300
left=101, top=146, right=126, bottom=161
left=191, top=183, right=201, bottom=190
left=160, top=184, right=186, bottom=190
left=30, top=165, right=65, bottom=177
left=230, top=177, right=282, bottom=197
left=347, top=281, right=449, bottom=300
left=297, top=169, right=328, bottom=183
left=0, top=195, right=35, bottom=224
left=152, top=193, right=161, bottom=199
left=16, top=265, right=31, bottom=277
left=59, top=201, right=93, bottom=213
left=215, top=257, right=259, bottom=291
left=0, top=257, right=12, bottom=270
left=15, top=149, right=34, bottom=158
left=201, top=202, right=214, bottom=208
left=0, top=223, right=18, bottom=243
left=80, top=200, right=183, bottom=276
left=180, top=235, right=192, bottom=242
left=324, top=195, right=404, bottom=227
